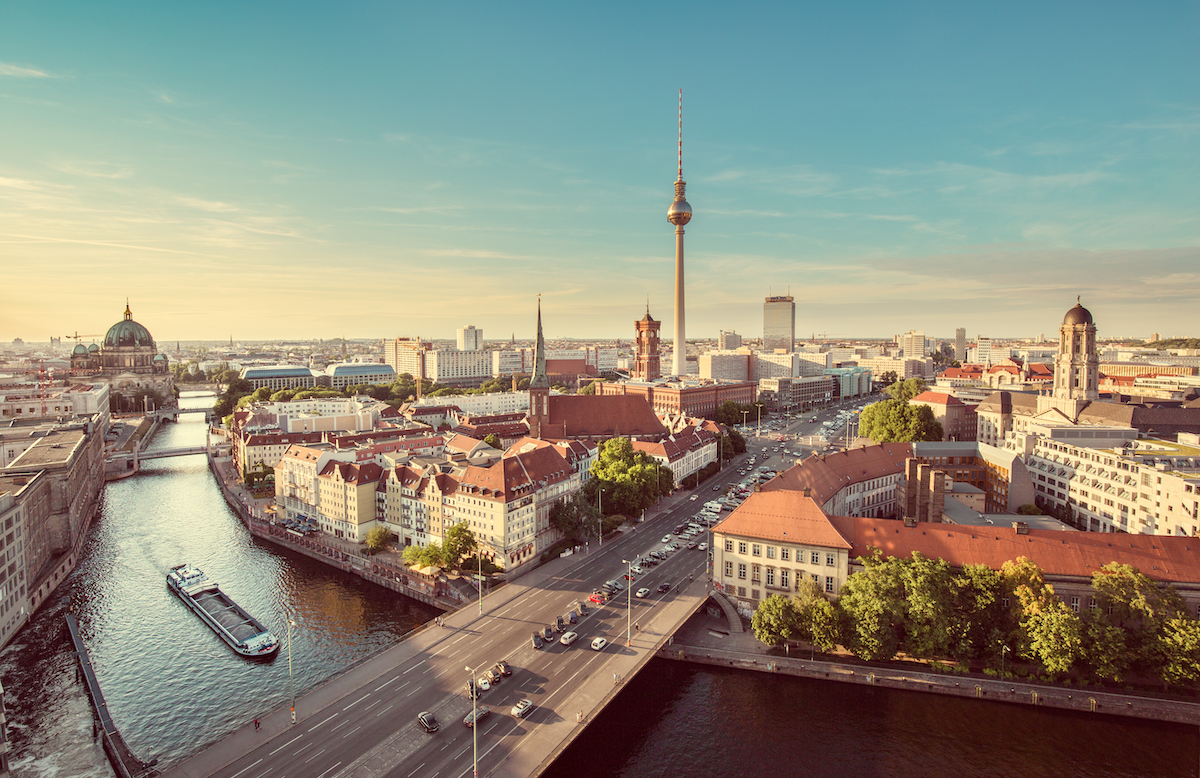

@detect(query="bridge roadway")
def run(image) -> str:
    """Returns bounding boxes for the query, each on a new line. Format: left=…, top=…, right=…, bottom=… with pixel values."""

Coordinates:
left=162, top=486, right=729, bottom=778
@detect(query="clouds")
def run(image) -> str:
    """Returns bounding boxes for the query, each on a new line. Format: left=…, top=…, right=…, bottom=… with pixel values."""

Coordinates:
left=0, top=62, right=54, bottom=78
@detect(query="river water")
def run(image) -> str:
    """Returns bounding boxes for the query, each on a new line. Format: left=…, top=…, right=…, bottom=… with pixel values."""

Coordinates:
left=2, top=393, right=1196, bottom=777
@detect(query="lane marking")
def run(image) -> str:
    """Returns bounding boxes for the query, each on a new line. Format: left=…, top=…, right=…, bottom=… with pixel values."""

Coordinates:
left=308, top=713, right=337, bottom=732
left=342, top=724, right=362, bottom=739
left=406, top=763, right=427, bottom=778
left=304, top=748, right=326, bottom=764
left=404, top=660, right=426, bottom=674
left=376, top=703, right=395, bottom=717
left=364, top=699, right=381, bottom=712
left=330, top=719, right=349, bottom=732
left=268, top=735, right=302, bottom=755
left=316, top=762, right=342, bottom=778
left=228, top=758, right=262, bottom=778
left=292, top=742, right=312, bottom=756
left=375, top=675, right=400, bottom=691
left=342, top=693, right=370, bottom=711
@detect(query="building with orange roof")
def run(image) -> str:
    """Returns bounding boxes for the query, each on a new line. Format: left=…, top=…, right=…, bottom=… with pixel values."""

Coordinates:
left=910, top=390, right=976, bottom=442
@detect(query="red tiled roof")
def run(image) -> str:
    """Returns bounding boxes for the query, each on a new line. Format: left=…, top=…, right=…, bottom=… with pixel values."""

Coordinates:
left=713, top=492, right=852, bottom=549
left=318, top=460, right=384, bottom=485
left=912, top=391, right=964, bottom=406
left=543, top=395, right=667, bottom=439
left=830, top=517, right=1200, bottom=585
left=763, top=444, right=912, bottom=505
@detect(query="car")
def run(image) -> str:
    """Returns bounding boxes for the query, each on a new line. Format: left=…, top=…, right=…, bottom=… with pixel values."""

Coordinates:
left=560, top=631, right=579, bottom=646
left=531, top=632, right=544, bottom=649
left=417, top=711, right=440, bottom=733
left=623, top=572, right=636, bottom=581
left=589, top=592, right=606, bottom=604
left=485, top=669, right=501, bottom=685
left=698, top=542, right=708, bottom=551
left=606, top=579, right=624, bottom=591
left=670, top=542, right=681, bottom=551
left=590, top=637, right=608, bottom=651
left=631, top=565, right=644, bottom=575
left=712, top=485, right=721, bottom=491
left=466, top=680, right=480, bottom=699
left=657, top=583, right=672, bottom=593
left=495, top=660, right=512, bottom=677
left=686, top=542, right=697, bottom=549
left=578, top=601, right=589, bottom=615
left=511, top=699, right=534, bottom=718
left=661, top=535, right=672, bottom=544
left=689, top=495, right=698, bottom=501
left=478, top=677, right=491, bottom=692
left=555, top=616, right=566, bottom=632
left=542, top=626, right=554, bottom=641
left=635, top=587, right=650, bottom=598
left=567, top=610, right=578, bottom=624
left=463, top=706, right=490, bottom=728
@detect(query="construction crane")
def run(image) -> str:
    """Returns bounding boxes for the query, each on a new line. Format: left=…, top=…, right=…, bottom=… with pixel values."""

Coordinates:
left=812, top=332, right=845, bottom=346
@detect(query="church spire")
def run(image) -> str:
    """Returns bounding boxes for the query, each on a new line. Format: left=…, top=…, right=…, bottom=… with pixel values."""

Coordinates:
left=530, top=295, right=549, bottom=389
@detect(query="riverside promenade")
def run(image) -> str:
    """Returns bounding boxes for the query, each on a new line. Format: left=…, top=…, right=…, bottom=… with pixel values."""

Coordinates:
left=663, top=606, right=1200, bottom=726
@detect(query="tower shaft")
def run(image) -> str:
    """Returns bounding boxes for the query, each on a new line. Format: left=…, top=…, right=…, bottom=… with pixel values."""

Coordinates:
left=673, top=226, right=686, bottom=375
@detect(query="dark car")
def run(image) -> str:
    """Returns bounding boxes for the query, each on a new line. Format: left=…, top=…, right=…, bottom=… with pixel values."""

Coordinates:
left=555, top=616, right=566, bottom=632
left=463, top=706, right=490, bottom=728
left=417, top=711, right=439, bottom=733
left=542, top=625, right=554, bottom=641
left=578, top=602, right=589, bottom=616
left=567, top=610, right=577, bottom=624
left=466, top=680, right=479, bottom=699
left=712, top=485, right=721, bottom=491
left=531, top=632, right=544, bottom=649
left=495, top=660, right=512, bottom=676
left=485, top=669, right=501, bottom=685
left=657, top=583, right=672, bottom=594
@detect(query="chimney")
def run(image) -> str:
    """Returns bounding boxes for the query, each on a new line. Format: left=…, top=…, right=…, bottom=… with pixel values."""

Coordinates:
left=903, top=516, right=917, bottom=528
left=802, top=487, right=811, bottom=498
left=1013, top=521, right=1029, bottom=535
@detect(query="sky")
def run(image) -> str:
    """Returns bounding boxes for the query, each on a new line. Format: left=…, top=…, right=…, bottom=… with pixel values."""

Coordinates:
left=1, top=1, right=1197, bottom=345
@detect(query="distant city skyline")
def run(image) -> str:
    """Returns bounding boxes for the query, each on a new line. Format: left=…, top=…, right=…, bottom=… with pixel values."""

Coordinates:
left=1, top=4, right=1196, bottom=342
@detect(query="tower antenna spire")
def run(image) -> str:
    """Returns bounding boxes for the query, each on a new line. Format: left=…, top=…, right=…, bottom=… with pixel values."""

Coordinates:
left=677, top=89, right=683, bottom=181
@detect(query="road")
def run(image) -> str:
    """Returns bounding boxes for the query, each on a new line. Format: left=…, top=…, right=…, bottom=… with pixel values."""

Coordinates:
left=185, top=452, right=763, bottom=778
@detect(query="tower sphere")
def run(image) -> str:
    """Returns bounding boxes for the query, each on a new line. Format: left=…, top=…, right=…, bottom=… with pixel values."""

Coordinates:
left=668, top=198, right=692, bottom=226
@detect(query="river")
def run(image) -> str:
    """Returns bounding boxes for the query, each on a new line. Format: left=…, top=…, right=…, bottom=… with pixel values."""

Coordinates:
left=1, top=392, right=1196, bottom=777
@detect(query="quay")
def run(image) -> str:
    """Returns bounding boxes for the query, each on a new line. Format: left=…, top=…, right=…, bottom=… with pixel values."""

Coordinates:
left=65, top=612, right=159, bottom=778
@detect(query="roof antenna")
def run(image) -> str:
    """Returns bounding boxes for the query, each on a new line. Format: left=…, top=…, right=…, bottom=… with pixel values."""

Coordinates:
left=677, top=89, right=683, bottom=181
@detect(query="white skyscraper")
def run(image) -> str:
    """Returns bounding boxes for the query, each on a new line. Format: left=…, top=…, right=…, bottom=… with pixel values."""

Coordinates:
left=763, top=296, right=795, bottom=352
left=457, top=325, right=483, bottom=351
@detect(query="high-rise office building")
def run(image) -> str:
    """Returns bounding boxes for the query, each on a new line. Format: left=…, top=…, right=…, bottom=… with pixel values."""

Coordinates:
left=955, top=328, right=966, bottom=361
left=718, top=330, right=742, bottom=350
left=899, top=330, right=927, bottom=359
left=457, top=325, right=483, bottom=351
left=763, top=296, right=795, bottom=352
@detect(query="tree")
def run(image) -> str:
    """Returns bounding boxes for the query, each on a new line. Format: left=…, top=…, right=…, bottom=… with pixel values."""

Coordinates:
left=549, top=491, right=599, bottom=540
left=751, top=594, right=799, bottom=648
left=443, top=523, right=478, bottom=570
left=1016, top=503, right=1042, bottom=515
left=836, top=550, right=907, bottom=661
left=402, top=542, right=445, bottom=569
left=857, top=399, right=943, bottom=442
left=1089, top=562, right=1186, bottom=677
left=726, top=427, right=747, bottom=454
left=1025, top=599, right=1083, bottom=677
left=483, top=434, right=502, bottom=450
left=1159, top=617, right=1200, bottom=686
left=364, top=526, right=391, bottom=554
left=877, top=371, right=898, bottom=389
left=579, top=381, right=598, bottom=395
left=590, top=437, right=673, bottom=516
left=952, top=563, right=1015, bottom=664
left=899, top=552, right=958, bottom=660
left=885, top=377, right=927, bottom=401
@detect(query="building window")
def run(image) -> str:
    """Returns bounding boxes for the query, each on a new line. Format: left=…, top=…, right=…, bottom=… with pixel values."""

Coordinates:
left=825, top=576, right=835, bottom=593
left=812, top=574, right=820, bottom=583
left=725, top=539, right=733, bottom=552
left=738, top=586, right=746, bottom=597
left=751, top=589, right=760, bottom=600
left=725, top=561, right=733, bottom=578
left=811, top=551, right=820, bottom=564
left=765, top=568, right=775, bottom=587
left=826, top=553, right=835, bottom=567
left=738, top=563, right=747, bottom=580
left=752, top=544, right=761, bottom=557
left=751, top=565, right=761, bottom=583
left=780, top=570, right=790, bottom=590
left=780, top=548, right=790, bottom=561
left=738, top=541, right=748, bottom=554
left=766, top=546, right=775, bottom=559
left=1071, top=596, right=1080, bottom=614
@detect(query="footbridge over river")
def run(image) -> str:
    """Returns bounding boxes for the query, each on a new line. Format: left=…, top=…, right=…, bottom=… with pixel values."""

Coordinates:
left=162, top=510, right=731, bottom=778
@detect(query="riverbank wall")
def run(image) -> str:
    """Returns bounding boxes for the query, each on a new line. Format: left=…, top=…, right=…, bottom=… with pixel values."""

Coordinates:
left=659, top=638, right=1200, bottom=726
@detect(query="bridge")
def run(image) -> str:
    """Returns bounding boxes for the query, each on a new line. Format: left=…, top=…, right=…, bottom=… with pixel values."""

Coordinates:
left=139, top=445, right=210, bottom=461
left=155, top=407, right=217, bottom=423
left=160, top=485, right=740, bottom=778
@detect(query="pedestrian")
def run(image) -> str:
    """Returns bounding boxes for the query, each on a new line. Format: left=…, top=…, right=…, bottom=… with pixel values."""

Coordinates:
left=254, top=718, right=260, bottom=731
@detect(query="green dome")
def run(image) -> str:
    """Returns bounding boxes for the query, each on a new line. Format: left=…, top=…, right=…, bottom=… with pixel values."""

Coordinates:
left=104, top=304, right=155, bottom=349
left=72, top=343, right=89, bottom=355
left=88, top=343, right=100, bottom=353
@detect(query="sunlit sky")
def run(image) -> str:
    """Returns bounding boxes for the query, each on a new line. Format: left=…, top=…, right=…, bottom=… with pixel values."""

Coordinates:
left=1, top=2, right=1197, bottom=345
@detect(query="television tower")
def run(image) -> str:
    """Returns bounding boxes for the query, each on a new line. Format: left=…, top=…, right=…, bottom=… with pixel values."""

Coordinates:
left=667, top=89, right=692, bottom=377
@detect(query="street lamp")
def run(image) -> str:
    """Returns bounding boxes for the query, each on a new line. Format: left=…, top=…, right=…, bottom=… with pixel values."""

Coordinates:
left=622, top=558, right=633, bottom=646
left=1001, top=644, right=1010, bottom=682
left=755, top=403, right=764, bottom=438
left=465, top=664, right=480, bottom=777
left=740, top=409, right=749, bottom=430
left=477, top=545, right=484, bottom=616
left=286, top=618, right=297, bottom=724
